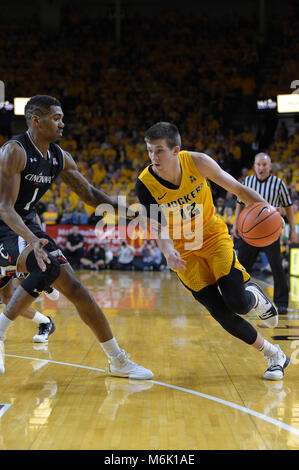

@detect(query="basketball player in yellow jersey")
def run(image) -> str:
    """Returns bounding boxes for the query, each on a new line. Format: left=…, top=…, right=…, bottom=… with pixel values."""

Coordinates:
left=136, top=122, right=290, bottom=381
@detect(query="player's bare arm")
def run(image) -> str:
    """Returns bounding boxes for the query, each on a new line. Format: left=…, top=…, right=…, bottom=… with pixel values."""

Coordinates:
left=0, top=142, right=50, bottom=271
left=232, top=202, right=244, bottom=238
left=60, top=151, right=119, bottom=209
left=157, top=238, right=186, bottom=271
left=190, top=152, right=266, bottom=205
left=0, top=143, right=42, bottom=243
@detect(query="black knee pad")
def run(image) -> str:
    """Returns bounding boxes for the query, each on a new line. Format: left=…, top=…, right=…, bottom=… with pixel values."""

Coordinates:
left=21, top=250, right=60, bottom=298
left=192, top=285, right=257, bottom=345
left=217, top=268, right=254, bottom=315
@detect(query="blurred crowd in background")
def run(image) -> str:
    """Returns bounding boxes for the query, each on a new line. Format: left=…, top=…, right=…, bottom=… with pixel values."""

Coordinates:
left=0, top=3, right=298, bottom=271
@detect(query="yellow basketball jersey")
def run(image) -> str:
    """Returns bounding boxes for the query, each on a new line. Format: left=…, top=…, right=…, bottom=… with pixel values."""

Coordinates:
left=138, top=150, right=230, bottom=257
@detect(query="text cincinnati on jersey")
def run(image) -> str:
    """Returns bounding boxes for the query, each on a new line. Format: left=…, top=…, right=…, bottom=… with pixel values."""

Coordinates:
left=24, top=173, right=53, bottom=184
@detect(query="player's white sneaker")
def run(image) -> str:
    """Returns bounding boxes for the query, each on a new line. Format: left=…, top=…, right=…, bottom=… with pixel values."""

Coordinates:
left=0, top=340, right=5, bottom=374
left=245, top=282, right=278, bottom=328
left=263, top=345, right=290, bottom=380
left=105, top=350, right=154, bottom=380
left=44, top=287, right=60, bottom=301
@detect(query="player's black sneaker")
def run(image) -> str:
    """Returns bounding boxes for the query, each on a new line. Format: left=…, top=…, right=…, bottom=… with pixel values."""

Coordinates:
left=33, top=316, right=56, bottom=343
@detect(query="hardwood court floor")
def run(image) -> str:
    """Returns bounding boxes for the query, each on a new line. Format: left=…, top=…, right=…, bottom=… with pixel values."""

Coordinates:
left=0, top=269, right=299, bottom=450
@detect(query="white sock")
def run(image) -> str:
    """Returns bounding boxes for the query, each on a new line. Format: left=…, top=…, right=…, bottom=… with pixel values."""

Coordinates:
left=32, top=311, right=50, bottom=324
left=100, top=337, right=122, bottom=358
left=0, top=312, right=13, bottom=341
left=259, top=339, right=277, bottom=357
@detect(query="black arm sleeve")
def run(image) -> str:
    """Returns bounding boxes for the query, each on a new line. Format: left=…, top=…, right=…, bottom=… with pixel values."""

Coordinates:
left=135, top=179, right=157, bottom=208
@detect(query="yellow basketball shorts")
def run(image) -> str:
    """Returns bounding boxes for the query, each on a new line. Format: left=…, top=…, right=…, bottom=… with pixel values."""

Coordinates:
left=175, top=236, right=250, bottom=294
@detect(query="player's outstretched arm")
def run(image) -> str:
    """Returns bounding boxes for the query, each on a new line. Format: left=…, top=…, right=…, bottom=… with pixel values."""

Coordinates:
left=190, top=152, right=266, bottom=205
left=60, top=151, right=119, bottom=209
left=232, top=202, right=244, bottom=239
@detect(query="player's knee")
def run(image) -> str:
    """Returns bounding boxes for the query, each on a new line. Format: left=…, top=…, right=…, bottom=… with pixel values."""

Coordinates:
left=0, top=281, right=14, bottom=305
left=21, top=251, right=61, bottom=298
left=63, top=277, right=83, bottom=299
left=222, top=294, right=249, bottom=315
left=70, top=280, right=93, bottom=304
left=0, top=292, right=11, bottom=305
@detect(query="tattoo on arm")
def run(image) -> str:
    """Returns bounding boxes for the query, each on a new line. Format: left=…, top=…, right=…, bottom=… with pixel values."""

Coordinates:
left=61, top=169, right=117, bottom=208
left=61, top=150, right=119, bottom=209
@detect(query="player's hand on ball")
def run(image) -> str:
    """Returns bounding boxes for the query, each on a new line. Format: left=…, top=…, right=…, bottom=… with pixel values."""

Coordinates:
left=31, top=238, right=50, bottom=272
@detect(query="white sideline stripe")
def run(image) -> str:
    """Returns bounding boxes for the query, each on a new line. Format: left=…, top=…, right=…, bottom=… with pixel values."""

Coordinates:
left=5, top=354, right=104, bottom=372
left=151, top=380, right=299, bottom=437
left=5, top=353, right=299, bottom=438
left=0, top=404, right=11, bottom=419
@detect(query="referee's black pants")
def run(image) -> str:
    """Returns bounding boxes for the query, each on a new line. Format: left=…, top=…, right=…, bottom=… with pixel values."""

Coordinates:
left=236, top=237, right=289, bottom=308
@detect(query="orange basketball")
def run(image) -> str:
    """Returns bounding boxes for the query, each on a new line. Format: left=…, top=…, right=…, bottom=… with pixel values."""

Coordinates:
left=237, top=202, right=283, bottom=247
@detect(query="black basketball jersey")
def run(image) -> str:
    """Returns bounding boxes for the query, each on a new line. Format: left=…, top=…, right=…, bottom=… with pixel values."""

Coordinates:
left=1, top=131, right=64, bottom=222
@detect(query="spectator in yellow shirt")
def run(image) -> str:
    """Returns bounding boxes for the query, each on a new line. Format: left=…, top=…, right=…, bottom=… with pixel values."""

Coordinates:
left=42, top=203, right=59, bottom=225
left=91, top=161, right=107, bottom=184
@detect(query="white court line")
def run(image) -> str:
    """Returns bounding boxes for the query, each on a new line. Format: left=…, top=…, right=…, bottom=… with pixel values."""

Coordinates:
left=0, top=404, right=11, bottom=419
left=151, top=380, right=299, bottom=437
left=5, top=353, right=299, bottom=439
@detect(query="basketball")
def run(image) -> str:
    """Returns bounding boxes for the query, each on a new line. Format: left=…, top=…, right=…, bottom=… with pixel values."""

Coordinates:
left=237, top=202, right=283, bottom=247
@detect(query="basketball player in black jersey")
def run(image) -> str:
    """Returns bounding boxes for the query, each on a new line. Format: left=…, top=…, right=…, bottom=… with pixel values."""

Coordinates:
left=0, top=95, right=153, bottom=379
left=0, top=273, right=57, bottom=343
left=0, top=212, right=58, bottom=344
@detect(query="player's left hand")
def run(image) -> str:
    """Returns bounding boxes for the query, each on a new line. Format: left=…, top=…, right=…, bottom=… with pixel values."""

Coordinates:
left=166, top=249, right=186, bottom=271
left=31, top=238, right=51, bottom=272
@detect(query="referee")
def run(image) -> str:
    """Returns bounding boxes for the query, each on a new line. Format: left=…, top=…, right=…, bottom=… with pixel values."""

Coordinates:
left=232, top=152, right=297, bottom=314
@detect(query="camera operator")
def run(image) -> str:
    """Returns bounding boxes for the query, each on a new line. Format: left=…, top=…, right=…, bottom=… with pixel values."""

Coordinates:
left=116, top=240, right=135, bottom=271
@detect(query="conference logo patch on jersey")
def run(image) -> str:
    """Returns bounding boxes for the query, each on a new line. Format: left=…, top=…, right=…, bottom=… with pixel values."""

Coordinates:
left=190, top=175, right=197, bottom=183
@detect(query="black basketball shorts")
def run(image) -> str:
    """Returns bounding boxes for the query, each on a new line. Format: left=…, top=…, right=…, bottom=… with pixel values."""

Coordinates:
left=0, top=221, right=68, bottom=278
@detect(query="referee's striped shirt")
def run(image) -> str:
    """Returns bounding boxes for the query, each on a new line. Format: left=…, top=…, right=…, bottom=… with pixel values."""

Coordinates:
left=237, top=174, right=293, bottom=207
